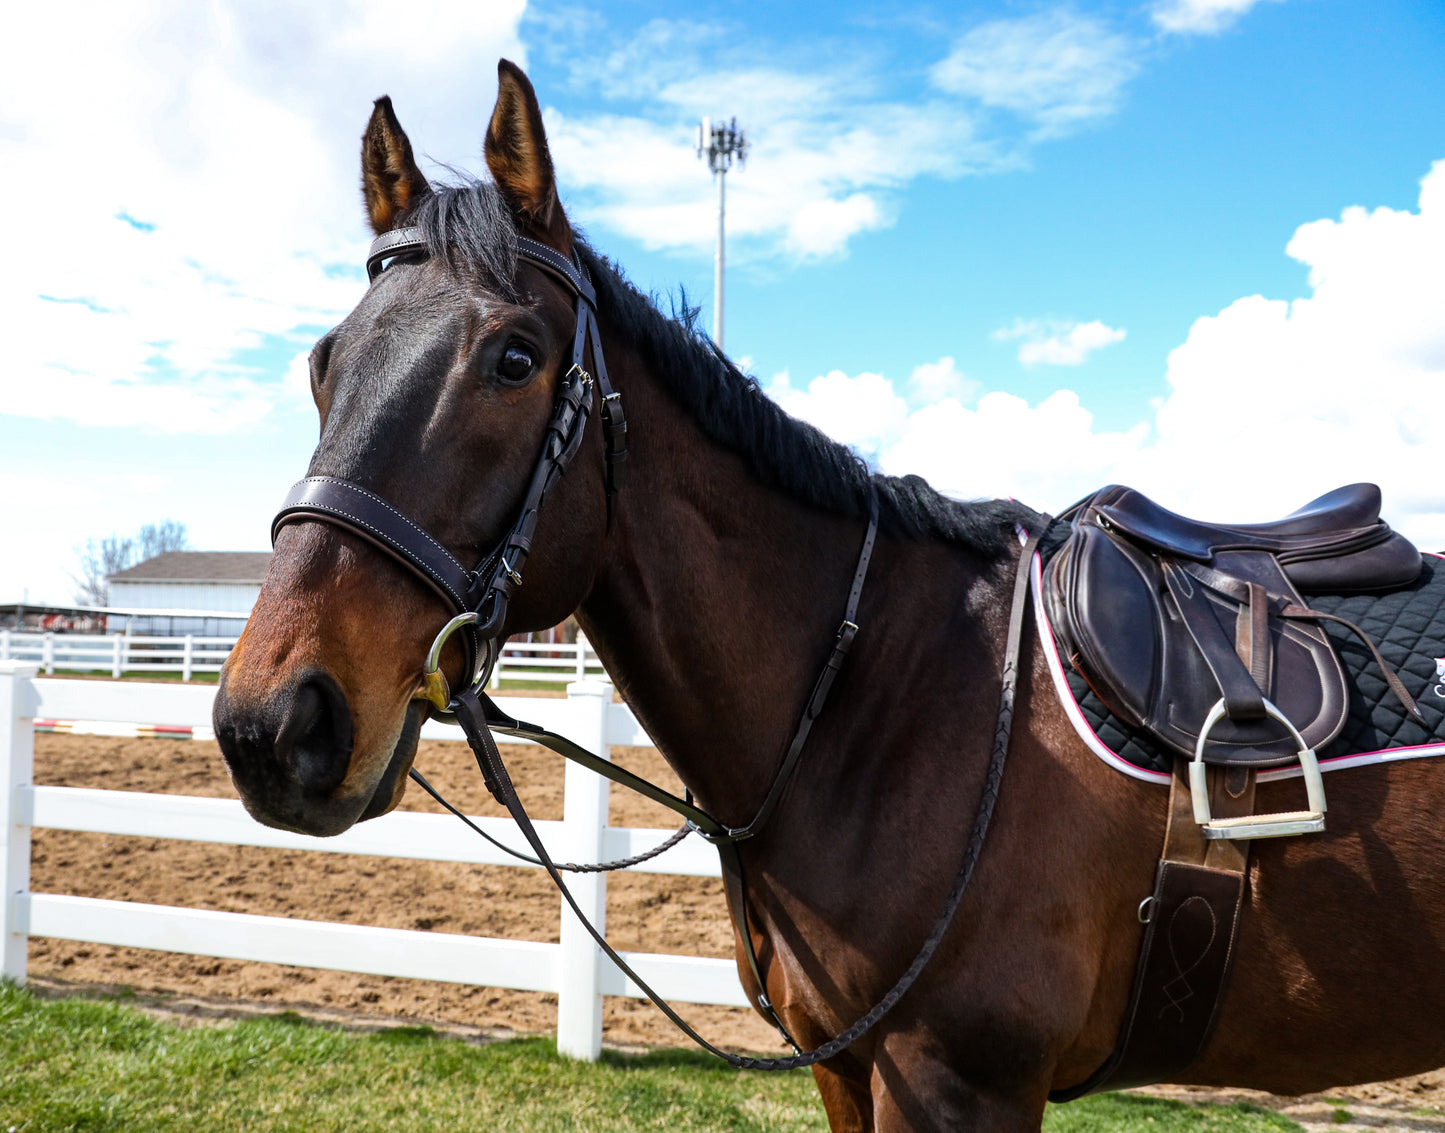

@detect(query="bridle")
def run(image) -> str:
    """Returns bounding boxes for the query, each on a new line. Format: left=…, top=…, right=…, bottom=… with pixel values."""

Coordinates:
left=272, top=227, right=628, bottom=708
left=267, top=222, right=1040, bottom=1072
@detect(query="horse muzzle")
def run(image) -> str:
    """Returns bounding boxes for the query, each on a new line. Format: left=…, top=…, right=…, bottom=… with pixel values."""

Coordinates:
left=214, top=666, right=423, bottom=837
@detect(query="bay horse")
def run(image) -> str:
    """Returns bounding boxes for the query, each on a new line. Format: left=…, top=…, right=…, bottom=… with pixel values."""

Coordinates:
left=214, top=60, right=1445, bottom=1131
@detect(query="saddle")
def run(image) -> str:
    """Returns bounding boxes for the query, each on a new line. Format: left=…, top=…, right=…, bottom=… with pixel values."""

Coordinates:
left=1045, top=483, right=1424, bottom=1099
left=1044, top=484, right=1422, bottom=837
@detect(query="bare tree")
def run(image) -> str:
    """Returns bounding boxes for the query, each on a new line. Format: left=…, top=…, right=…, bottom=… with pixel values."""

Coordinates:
left=71, top=520, right=189, bottom=606
left=138, top=520, right=189, bottom=561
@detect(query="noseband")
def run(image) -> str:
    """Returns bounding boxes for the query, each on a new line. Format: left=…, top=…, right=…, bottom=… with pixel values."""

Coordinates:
left=271, top=228, right=628, bottom=705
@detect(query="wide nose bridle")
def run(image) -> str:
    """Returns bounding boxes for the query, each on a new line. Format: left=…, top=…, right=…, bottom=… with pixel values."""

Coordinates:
left=271, top=228, right=628, bottom=703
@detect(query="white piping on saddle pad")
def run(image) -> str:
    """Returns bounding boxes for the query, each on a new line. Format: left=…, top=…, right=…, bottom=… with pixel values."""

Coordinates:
left=1027, top=548, right=1445, bottom=787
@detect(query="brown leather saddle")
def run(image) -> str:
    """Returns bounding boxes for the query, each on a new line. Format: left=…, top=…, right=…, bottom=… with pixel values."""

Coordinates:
left=1044, top=483, right=1424, bottom=1099
left=1044, top=483, right=1421, bottom=834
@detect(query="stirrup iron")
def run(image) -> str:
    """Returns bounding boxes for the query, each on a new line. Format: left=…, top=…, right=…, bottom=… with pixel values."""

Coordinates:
left=1189, top=698, right=1327, bottom=840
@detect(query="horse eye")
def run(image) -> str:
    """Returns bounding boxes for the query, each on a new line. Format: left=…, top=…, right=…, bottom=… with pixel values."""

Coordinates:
left=498, top=340, right=537, bottom=385
left=309, top=333, right=335, bottom=388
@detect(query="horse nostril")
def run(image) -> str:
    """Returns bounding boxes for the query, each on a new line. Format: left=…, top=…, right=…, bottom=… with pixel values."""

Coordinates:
left=278, top=674, right=354, bottom=796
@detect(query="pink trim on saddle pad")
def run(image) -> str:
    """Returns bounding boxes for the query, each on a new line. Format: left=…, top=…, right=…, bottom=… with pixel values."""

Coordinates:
left=1029, top=552, right=1445, bottom=787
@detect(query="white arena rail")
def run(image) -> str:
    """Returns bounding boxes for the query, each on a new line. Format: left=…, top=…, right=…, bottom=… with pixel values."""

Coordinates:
left=0, top=662, right=741, bottom=1060
left=0, top=631, right=605, bottom=686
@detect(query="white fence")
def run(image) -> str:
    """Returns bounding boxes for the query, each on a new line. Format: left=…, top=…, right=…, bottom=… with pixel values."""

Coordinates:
left=0, top=663, right=741, bottom=1060
left=0, top=631, right=606, bottom=686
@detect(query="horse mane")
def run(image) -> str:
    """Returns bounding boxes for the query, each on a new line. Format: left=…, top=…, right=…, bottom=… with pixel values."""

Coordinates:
left=410, top=181, right=1039, bottom=554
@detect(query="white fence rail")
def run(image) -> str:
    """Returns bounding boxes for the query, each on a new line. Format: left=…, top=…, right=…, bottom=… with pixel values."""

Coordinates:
left=0, top=631, right=606, bottom=686
left=0, top=664, right=738, bottom=1060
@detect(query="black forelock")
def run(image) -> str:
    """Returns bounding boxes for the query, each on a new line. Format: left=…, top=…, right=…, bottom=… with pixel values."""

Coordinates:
left=407, top=180, right=520, bottom=302
left=411, top=179, right=1040, bottom=555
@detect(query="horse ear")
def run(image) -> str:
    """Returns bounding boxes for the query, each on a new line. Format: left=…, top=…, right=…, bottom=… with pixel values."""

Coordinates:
left=361, top=96, right=432, bottom=235
left=485, top=60, right=569, bottom=247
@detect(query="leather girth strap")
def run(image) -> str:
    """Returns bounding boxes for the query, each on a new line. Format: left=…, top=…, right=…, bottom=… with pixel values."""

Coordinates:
left=1050, top=763, right=1253, bottom=1100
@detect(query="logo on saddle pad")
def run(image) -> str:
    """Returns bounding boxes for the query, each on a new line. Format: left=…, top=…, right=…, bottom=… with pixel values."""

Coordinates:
left=1434, top=657, right=1445, bottom=699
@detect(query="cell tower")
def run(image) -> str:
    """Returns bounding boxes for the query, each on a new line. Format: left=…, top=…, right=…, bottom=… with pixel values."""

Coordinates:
left=697, top=117, right=748, bottom=351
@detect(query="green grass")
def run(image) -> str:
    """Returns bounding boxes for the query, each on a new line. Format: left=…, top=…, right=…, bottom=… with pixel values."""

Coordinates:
left=38, top=669, right=223, bottom=684
left=1045, top=1094, right=1301, bottom=1133
left=0, top=984, right=1303, bottom=1132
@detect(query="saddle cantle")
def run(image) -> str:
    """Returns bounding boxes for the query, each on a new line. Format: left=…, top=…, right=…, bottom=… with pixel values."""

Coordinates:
left=1043, top=484, right=1422, bottom=771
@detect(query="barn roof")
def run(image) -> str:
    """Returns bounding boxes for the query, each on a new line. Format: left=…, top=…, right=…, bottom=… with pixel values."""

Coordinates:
left=108, top=551, right=272, bottom=584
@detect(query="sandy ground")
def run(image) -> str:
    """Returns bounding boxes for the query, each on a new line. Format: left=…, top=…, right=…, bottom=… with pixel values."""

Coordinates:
left=23, top=713, right=1445, bottom=1127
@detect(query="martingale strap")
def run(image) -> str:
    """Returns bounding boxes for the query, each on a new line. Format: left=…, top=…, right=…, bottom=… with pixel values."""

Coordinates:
left=440, top=520, right=1044, bottom=1071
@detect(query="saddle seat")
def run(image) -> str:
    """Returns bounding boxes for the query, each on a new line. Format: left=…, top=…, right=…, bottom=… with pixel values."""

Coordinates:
left=1043, top=483, right=1422, bottom=839
left=1089, top=483, right=1422, bottom=593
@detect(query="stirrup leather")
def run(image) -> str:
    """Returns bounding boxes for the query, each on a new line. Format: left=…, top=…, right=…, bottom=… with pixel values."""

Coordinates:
left=1189, top=698, right=1327, bottom=839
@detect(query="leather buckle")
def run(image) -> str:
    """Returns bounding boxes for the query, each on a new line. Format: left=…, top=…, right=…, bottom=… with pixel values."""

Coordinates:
left=501, top=554, right=524, bottom=589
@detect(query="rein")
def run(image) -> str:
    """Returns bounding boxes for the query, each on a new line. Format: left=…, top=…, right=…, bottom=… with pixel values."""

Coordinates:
left=271, top=224, right=1040, bottom=1070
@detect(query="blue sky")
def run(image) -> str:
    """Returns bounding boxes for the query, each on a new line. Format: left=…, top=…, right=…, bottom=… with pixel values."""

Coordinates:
left=2, top=0, right=1443, bottom=604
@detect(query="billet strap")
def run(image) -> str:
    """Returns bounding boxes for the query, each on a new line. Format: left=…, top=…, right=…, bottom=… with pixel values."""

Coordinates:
left=440, top=522, right=1043, bottom=1071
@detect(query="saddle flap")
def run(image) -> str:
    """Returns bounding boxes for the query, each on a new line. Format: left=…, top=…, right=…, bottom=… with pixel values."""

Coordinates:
left=1044, top=501, right=1351, bottom=766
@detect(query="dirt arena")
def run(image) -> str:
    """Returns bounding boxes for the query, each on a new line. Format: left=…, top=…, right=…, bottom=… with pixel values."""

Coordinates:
left=27, top=695, right=787, bottom=1054
left=23, top=693, right=1445, bottom=1127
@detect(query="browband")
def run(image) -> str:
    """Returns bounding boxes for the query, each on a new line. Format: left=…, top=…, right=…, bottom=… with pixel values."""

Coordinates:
left=366, top=226, right=596, bottom=308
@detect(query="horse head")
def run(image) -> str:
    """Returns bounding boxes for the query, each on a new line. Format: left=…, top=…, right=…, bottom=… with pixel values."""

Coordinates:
left=215, top=62, right=612, bottom=836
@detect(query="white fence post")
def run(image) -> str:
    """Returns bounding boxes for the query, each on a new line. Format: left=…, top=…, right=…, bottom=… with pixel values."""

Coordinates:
left=0, top=631, right=9, bottom=661
left=1, top=662, right=38, bottom=985
left=41, top=634, right=54, bottom=676
left=112, top=636, right=123, bottom=679
left=182, top=636, right=194, bottom=683
left=555, top=680, right=611, bottom=1059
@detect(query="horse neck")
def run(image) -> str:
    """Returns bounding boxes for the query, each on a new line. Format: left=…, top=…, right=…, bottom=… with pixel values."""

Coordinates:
left=576, top=351, right=882, bottom=823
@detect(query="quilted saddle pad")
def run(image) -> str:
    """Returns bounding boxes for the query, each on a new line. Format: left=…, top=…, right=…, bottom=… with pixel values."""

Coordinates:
left=1032, top=546, right=1445, bottom=786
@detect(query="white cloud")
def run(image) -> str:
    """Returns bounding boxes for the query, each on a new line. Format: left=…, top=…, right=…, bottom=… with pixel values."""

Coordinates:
left=546, top=90, right=995, bottom=261
left=541, top=9, right=1146, bottom=261
left=907, top=357, right=979, bottom=404
left=770, top=161, right=1445, bottom=546
left=881, top=391, right=1149, bottom=504
left=995, top=319, right=1128, bottom=366
left=0, top=1, right=526, bottom=435
left=1136, top=160, right=1445, bottom=540
left=768, top=370, right=911, bottom=459
left=929, top=11, right=1138, bottom=136
left=1151, top=0, right=1280, bottom=36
